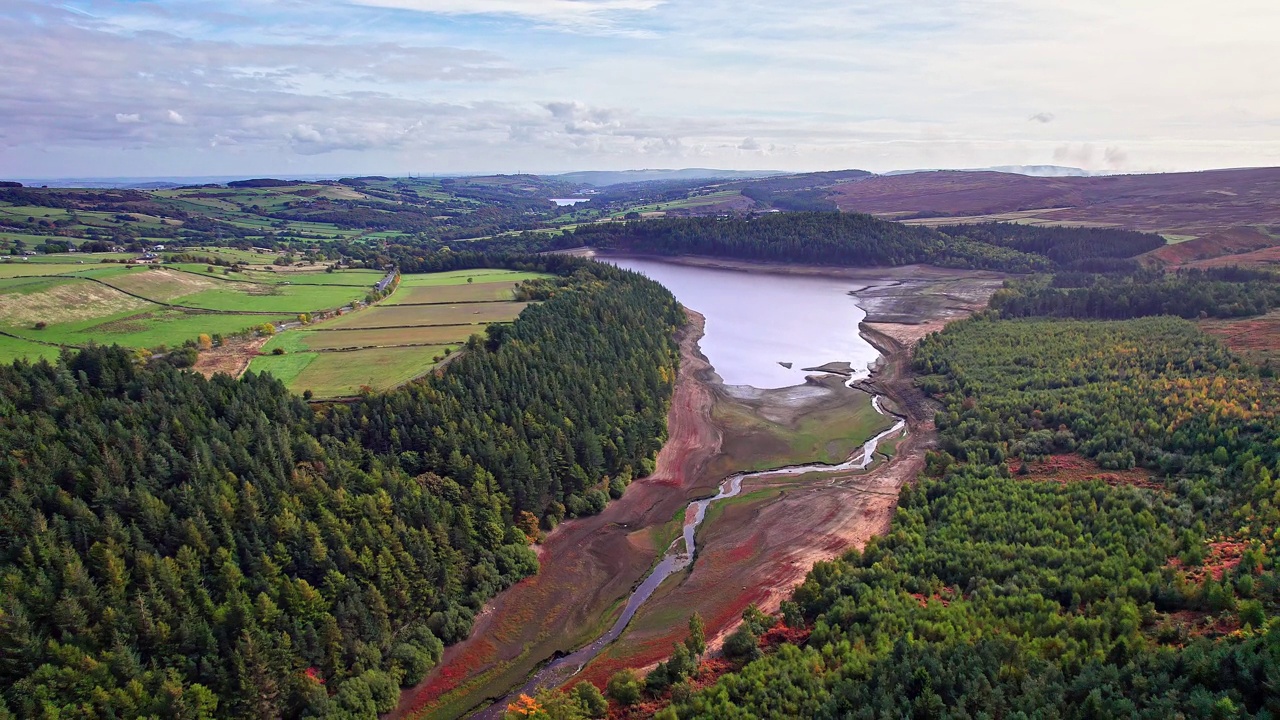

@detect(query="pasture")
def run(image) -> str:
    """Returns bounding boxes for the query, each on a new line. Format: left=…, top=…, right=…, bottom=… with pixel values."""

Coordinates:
left=385, top=281, right=518, bottom=305
left=245, top=268, right=538, bottom=398
left=249, top=345, right=451, bottom=398
left=322, top=302, right=529, bottom=329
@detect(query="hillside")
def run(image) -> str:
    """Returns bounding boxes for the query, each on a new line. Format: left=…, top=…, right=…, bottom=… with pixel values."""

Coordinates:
left=827, top=168, right=1280, bottom=257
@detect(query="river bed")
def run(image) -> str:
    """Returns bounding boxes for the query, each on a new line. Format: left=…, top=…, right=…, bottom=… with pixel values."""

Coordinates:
left=471, top=258, right=906, bottom=716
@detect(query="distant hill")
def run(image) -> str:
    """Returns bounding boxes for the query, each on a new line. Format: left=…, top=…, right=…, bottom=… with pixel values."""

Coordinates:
left=884, top=165, right=1094, bottom=178
left=556, top=168, right=785, bottom=187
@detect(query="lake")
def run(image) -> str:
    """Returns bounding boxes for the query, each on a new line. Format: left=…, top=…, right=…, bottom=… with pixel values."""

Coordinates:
left=605, top=257, right=883, bottom=388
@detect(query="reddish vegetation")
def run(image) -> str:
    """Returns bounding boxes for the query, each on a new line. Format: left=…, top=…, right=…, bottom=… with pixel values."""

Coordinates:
left=908, top=587, right=959, bottom=608
left=600, top=622, right=809, bottom=719
left=1008, top=454, right=1163, bottom=490
left=1183, top=243, right=1280, bottom=269
left=829, top=168, right=1280, bottom=241
left=192, top=335, right=268, bottom=379
left=1201, top=312, right=1280, bottom=363
left=1156, top=610, right=1242, bottom=640
left=1147, top=227, right=1277, bottom=266
left=392, top=310, right=725, bottom=719
left=1168, top=540, right=1251, bottom=583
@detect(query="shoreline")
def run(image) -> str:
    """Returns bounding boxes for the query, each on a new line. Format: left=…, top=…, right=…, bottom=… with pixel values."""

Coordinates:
left=396, top=258, right=984, bottom=718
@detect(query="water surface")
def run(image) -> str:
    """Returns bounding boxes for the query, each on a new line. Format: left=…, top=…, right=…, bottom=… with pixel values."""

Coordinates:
left=606, top=256, right=883, bottom=388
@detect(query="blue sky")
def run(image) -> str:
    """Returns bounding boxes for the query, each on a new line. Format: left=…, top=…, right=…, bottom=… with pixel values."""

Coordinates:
left=2, top=0, right=1278, bottom=177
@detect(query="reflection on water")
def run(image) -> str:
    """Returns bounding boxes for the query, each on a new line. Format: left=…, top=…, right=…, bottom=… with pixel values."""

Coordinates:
left=605, top=256, right=882, bottom=388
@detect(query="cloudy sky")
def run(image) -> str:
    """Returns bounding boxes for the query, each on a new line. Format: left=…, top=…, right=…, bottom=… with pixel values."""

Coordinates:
left=3, top=0, right=1278, bottom=178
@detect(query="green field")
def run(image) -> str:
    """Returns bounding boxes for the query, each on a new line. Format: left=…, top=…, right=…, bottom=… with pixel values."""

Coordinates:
left=322, top=302, right=529, bottom=329
left=248, top=345, right=451, bottom=397
left=0, top=334, right=62, bottom=364
left=163, top=263, right=383, bottom=285
left=274, top=325, right=474, bottom=351
left=396, top=269, right=548, bottom=287
left=244, top=267, right=538, bottom=397
left=0, top=264, right=376, bottom=362
left=385, top=280, right=517, bottom=305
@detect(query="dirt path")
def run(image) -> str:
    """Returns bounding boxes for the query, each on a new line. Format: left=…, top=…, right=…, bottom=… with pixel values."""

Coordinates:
left=391, top=309, right=724, bottom=720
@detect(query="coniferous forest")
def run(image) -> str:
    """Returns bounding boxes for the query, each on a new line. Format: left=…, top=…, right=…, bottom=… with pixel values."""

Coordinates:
left=0, top=260, right=681, bottom=718
left=643, top=288, right=1280, bottom=719
left=573, top=213, right=1166, bottom=273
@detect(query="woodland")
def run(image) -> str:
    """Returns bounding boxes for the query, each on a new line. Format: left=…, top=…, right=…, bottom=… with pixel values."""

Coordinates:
left=0, top=258, right=680, bottom=718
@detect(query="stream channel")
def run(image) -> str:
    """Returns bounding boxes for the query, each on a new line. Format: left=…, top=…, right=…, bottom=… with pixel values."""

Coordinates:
left=474, top=258, right=906, bottom=717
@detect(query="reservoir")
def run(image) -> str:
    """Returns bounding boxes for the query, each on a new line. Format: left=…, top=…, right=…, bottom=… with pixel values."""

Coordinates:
left=605, top=256, right=883, bottom=388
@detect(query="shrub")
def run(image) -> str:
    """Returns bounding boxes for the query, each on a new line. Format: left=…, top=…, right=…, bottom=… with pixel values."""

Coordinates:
left=723, top=624, right=760, bottom=662
left=606, top=670, right=642, bottom=706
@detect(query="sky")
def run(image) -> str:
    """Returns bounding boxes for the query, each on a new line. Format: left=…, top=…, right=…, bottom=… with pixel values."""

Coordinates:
left=2, top=0, right=1279, bottom=178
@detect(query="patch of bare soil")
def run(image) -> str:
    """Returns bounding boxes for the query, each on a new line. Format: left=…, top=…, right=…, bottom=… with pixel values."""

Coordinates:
left=863, top=320, right=947, bottom=350
left=192, top=335, right=269, bottom=379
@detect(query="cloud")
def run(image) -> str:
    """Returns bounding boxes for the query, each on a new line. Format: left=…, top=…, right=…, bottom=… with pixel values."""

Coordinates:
left=739, top=137, right=761, bottom=151
left=115, top=113, right=142, bottom=124
left=166, top=110, right=187, bottom=125
left=1104, top=145, right=1127, bottom=168
left=347, top=0, right=666, bottom=28
left=1028, top=112, right=1055, bottom=123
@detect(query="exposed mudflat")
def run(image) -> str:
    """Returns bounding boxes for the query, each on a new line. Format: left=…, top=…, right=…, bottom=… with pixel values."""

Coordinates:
left=391, top=309, right=725, bottom=720
left=395, top=260, right=993, bottom=719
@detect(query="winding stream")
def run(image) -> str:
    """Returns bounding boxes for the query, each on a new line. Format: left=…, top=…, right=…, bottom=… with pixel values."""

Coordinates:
left=476, top=377, right=906, bottom=717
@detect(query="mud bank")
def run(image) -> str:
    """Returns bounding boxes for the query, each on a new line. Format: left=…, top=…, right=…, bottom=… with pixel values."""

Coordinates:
left=390, top=309, right=725, bottom=720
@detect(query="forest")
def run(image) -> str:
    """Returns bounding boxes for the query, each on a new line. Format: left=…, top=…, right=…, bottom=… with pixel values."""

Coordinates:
left=629, top=311, right=1280, bottom=719
left=0, top=259, right=681, bottom=718
left=574, top=213, right=1165, bottom=273
left=991, top=267, right=1280, bottom=320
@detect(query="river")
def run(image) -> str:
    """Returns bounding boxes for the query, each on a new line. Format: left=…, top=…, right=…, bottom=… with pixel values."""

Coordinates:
left=470, top=257, right=905, bottom=717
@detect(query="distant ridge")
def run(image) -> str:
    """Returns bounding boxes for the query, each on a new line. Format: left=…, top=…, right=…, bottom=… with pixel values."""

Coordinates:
left=883, top=165, right=1096, bottom=178
left=556, top=168, right=785, bottom=187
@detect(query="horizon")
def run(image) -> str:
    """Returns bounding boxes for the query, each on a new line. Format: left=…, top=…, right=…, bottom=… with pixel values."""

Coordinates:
left=12, top=164, right=1280, bottom=187
left=3, top=1, right=1278, bottom=178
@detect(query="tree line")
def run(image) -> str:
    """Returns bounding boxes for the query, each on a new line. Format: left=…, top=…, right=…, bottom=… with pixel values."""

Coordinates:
left=0, top=257, right=682, bottom=718
left=573, top=213, right=1165, bottom=273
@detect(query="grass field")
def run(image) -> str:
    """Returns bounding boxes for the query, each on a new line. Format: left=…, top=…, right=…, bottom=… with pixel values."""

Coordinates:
left=243, top=268, right=538, bottom=398
left=0, top=334, right=62, bottom=364
left=397, top=269, right=548, bottom=287
left=0, top=264, right=362, bottom=362
left=4, top=308, right=293, bottom=350
left=321, top=302, right=529, bottom=329
left=162, top=263, right=383, bottom=286
left=248, top=344, right=451, bottom=397
left=385, top=281, right=517, bottom=305
left=286, top=325, right=475, bottom=350
left=76, top=268, right=370, bottom=312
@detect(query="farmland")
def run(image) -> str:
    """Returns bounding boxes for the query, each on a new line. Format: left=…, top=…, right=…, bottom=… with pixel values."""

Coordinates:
left=246, top=268, right=547, bottom=398
left=0, top=257, right=384, bottom=364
